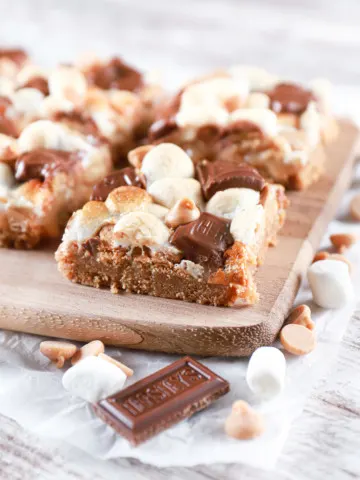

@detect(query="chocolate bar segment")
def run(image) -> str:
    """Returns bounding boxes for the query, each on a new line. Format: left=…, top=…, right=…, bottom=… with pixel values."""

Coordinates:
left=91, top=167, right=144, bottom=202
left=170, top=212, right=233, bottom=272
left=93, top=356, right=229, bottom=446
left=267, top=82, right=316, bottom=115
left=197, top=160, right=265, bottom=200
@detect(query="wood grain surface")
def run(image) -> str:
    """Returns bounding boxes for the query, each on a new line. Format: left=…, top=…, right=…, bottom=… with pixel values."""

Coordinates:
left=0, top=121, right=358, bottom=357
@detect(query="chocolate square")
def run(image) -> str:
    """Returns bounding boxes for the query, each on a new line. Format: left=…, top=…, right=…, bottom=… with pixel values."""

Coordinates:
left=170, top=212, right=233, bottom=271
left=196, top=160, right=265, bottom=200
left=91, top=167, right=144, bottom=202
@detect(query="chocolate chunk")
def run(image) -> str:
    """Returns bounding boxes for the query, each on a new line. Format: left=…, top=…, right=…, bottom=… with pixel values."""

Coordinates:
left=21, top=76, right=49, bottom=96
left=87, top=57, right=144, bottom=92
left=148, top=118, right=178, bottom=141
left=93, top=356, right=229, bottom=446
left=14, top=148, right=78, bottom=182
left=0, top=48, right=28, bottom=66
left=0, top=115, right=18, bottom=137
left=196, top=160, right=265, bottom=200
left=53, top=111, right=99, bottom=137
left=90, top=167, right=144, bottom=202
left=267, top=82, right=316, bottom=115
left=170, top=212, right=233, bottom=271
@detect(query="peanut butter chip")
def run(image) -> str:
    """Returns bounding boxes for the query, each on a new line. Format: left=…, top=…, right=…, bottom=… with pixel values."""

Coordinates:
left=98, top=353, right=134, bottom=377
left=224, top=400, right=264, bottom=440
left=71, top=340, right=105, bottom=365
left=40, top=341, right=77, bottom=368
left=330, top=233, right=358, bottom=253
left=287, top=304, right=314, bottom=331
left=350, top=194, right=360, bottom=221
left=280, top=324, right=316, bottom=355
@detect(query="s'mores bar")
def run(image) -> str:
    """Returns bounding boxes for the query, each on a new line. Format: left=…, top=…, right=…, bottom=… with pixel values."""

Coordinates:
left=148, top=71, right=333, bottom=190
left=0, top=50, right=163, bottom=165
left=0, top=120, right=111, bottom=249
left=56, top=143, right=287, bottom=307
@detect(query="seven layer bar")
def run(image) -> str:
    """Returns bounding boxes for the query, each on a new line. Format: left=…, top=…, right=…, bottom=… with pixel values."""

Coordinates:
left=56, top=143, right=288, bottom=306
left=148, top=66, right=336, bottom=189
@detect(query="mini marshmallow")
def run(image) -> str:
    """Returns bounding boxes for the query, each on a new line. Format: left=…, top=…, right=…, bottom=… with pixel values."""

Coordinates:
left=113, top=211, right=169, bottom=248
left=48, top=66, right=87, bottom=104
left=300, top=102, right=321, bottom=147
left=0, top=163, right=15, bottom=188
left=141, top=143, right=194, bottom=185
left=0, top=77, right=14, bottom=96
left=205, top=188, right=260, bottom=219
left=148, top=178, right=203, bottom=209
left=62, top=355, right=127, bottom=403
left=246, top=346, right=286, bottom=399
left=307, top=259, right=354, bottom=308
left=10, top=88, right=45, bottom=115
left=229, top=65, right=278, bottom=91
left=230, top=204, right=264, bottom=244
left=246, top=92, right=270, bottom=109
left=229, top=108, right=278, bottom=137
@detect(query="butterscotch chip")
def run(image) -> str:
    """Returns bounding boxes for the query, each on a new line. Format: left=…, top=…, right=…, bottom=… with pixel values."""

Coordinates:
left=312, top=251, right=329, bottom=263
left=330, top=233, right=358, bottom=252
left=224, top=400, right=264, bottom=440
left=40, top=341, right=77, bottom=368
left=280, top=324, right=316, bottom=355
left=350, top=194, right=360, bottom=221
left=98, top=353, right=134, bottom=377
left=71, top=340, right=105, bottom=365
left=287, top=304, right=314, bottom=331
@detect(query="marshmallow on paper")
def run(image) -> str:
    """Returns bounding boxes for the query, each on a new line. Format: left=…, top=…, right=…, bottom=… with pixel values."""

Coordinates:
left=307, top=259, right=354, bottom=309
left=62, top=355, right=127, bottom=403
left=246, top=347, right=286, bottom=399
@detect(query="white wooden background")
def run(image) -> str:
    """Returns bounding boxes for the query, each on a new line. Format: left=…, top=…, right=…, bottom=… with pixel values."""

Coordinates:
left=1, top=0, right=360, bottom=478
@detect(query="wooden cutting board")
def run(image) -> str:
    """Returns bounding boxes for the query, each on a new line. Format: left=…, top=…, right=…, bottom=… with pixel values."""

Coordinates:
left=0, top=120, right=359, bottom=357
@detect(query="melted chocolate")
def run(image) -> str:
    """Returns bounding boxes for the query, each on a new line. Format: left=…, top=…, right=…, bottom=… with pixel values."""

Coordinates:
left=170, top=212, right=233, bottom=272
left=87, top=57, right=144, bottom=92
left=14, top=148, right=79, bottom=182
left=0, top=48, right=27, bottom=66
left=267, top=82, right=316, bottom=115
left=196, top=160, right=265, bottom=200
left=21, top=76, right=49, bottom=96
left=53, top=111, right=99, bottom=137
left=90, top=167, right=144, bottom=202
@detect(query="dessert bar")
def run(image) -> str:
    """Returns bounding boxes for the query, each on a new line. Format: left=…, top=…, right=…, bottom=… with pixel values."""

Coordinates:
left=0, top=120, right=111, bottom=248
left=148, top=68, right=335, bottom=189
left=56, top=143, right=287, bottom=306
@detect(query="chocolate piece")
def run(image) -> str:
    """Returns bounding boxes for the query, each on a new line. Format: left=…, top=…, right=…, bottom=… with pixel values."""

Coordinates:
left=21, top=76, right=49, bottom=96
left=267, top=82, right=316, bottom=115
left=93, top=356, right=229, bottom=446
left=15, top=148, right=78, bottom=182
left=0, top=48, right=27, bottom=66
left=53, top=111, right=99, bottom=137
left=91, top=167, right=144, bottom=202
left=87, top=57, right=144, bottom=92
left=148, top=118, right=178, bottom=141
left=197, top=160, right=265, bottom=200
left=170, top=212, right=233, bottom=271
left=0, top=115, right=18, bottom=137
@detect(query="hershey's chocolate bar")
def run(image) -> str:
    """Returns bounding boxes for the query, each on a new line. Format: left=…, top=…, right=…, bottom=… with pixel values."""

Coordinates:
left=93, top=356, right=229, bottom=446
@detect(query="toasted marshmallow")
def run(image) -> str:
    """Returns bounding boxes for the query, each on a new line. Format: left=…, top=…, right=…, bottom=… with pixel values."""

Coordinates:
left=300, top=102, right=321, bottom=147
left=230, top=204, right=264, bottom=244
left=16, top=65, right=48, bottom=85
left=165, top=198, right=200, bottom=228
left=18, top=120, right=65, bottom=152
left=148, top=178, right=202, bottom=209
left=141, top=143, right=194, bottom=185
left=48, top=66, right=87, bottom=104
left=307, top=259, right=354, bottom=308
left=229, top=65, right=278, bottom=91
left=113, top=211, right=169, bottom=248
left=105, top=186, right=152, bottom=214
left=246, top=92, right=270, bottom=109
left=62, top=202, right=110, bottom=243
left=145, top=203, right=169, bottom=220
left=9, top=88, right=44, bottom=116
left=229, top=108, right=278, bottom=137
left=62, top=355, right=127, bottom=403
left=206, top=188, right=260, bottom=220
